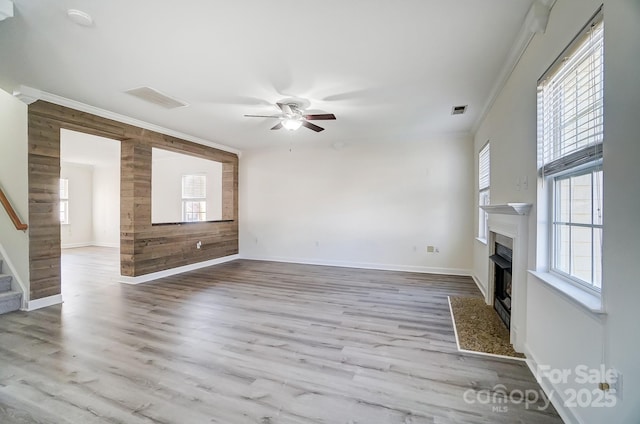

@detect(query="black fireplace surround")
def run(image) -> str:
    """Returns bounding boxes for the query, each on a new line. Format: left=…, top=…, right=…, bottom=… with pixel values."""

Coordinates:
left=490, top=242, right=513, bottom=329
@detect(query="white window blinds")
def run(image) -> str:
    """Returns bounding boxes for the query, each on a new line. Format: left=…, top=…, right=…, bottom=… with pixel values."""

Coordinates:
left=537, top=9, right=603, bottom=176
left=182, top=175, right=206, bottom=199
left=479, top=142, right=490, bottom=191
left=59, top=178, right=69, bottom=199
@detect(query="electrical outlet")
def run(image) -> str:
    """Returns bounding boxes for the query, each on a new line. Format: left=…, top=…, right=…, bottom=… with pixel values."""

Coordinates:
left=610, top=369, right=623, bottom=400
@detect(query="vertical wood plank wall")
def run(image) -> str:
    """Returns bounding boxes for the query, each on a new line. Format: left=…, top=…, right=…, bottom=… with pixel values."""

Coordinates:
left=28, top=101, right=239, bottom=300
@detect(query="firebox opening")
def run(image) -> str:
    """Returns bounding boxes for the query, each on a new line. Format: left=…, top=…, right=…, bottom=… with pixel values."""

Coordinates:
left=490, top=241, right=513, bottom=329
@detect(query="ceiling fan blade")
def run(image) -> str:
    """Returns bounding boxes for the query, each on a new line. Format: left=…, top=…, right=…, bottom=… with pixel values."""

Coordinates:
left=244, top=114, right=282, bottom=119
left=304, top=113, right=336, bottom=121
left=271, top=122, right=283, bottom=130
left=302, top=121, right=324, bottom=132
left=276, top=103, right=293, bottom=115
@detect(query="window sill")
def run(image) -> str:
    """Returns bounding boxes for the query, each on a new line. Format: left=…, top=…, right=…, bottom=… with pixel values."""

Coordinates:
left=528, top=270, right=605, bottom=315
left=475, top=237, right=488, bottom=245
left=152, top=220, right=234, bottom=226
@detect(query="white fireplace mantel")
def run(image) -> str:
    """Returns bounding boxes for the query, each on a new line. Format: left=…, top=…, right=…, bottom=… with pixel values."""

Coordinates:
left=481, top=203, right=532, bottom=216
left=485, top=206, right=531, bottom=353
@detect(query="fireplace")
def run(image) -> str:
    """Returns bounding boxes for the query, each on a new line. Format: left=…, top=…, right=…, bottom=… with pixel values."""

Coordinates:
left=490, top=239, right=513, bottom=329
left=481, top=203, right=532, bottom=353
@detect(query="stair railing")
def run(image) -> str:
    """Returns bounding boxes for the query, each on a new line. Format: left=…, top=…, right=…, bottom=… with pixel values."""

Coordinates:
left=0, top=188, right=28, bottom=231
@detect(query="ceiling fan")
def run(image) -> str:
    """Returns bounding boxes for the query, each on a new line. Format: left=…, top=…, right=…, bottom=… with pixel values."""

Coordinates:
left=244, top=102, right=336, bottom=132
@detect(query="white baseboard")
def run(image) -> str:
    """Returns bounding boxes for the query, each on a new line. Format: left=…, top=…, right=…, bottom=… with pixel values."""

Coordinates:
left=61, top=242, right=93, bottom=249
left=471, top=274, right=487, bottom=298
left=119, top=254, right=240, bottom=284
left=91, top=241, right=119, bottom=248
left=523, top=344, right=582, bottom=424
left=61, top=242, right=120, bottom=249
left=240, top=255, right=471, bottom=276
left=26, top=294, right=63, bottom=311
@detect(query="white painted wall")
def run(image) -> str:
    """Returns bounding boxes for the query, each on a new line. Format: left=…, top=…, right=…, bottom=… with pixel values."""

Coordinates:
left=0, top=88, right=29, bottom=303
left=151, top=149, right=223, bottom=223
left=240, top=136, right=473, bottom=274
left=60, top=163, right=93, bottom=248
left=92, top=165, right=120, bottom=247
left=473, top=0, right=640, bottom=422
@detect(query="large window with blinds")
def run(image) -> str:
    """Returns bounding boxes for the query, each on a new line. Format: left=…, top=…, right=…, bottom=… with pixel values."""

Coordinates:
left=182, top=174, right=207, bottom=222
left=537, top=8, right=603, bottom=292
left=478, top=142, right=490, bottom=241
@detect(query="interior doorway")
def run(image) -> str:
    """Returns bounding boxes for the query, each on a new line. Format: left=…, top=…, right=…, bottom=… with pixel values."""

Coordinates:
left=59, top=129, right=121, bottom=296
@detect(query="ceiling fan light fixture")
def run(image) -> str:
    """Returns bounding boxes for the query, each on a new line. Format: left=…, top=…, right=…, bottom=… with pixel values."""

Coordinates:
left=282, top=118, right=302, bottom=131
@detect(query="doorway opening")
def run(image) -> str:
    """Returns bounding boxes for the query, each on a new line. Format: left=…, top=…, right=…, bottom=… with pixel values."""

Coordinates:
left=59, top=128, right=121, bottom=297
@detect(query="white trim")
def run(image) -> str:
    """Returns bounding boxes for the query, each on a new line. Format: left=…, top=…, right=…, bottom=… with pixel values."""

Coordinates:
left=61, top=242, right=93, bottom=249
left=447, top=297, right=525, bottom=362
left=471, top=274, right=486, bottom=298
left=523, top=344, right=583, bottom=424
left=448, top=297, right=463, bottom=350
left=119, top=254, right=240, bottom=284
left=240, top=255, right=471, bottom=276
left=13, top=85, right=242, bottom=157
left=475, top=237, right=488, bottom=245
left=91, top=241, right=120, bottom=248
left=481, top=203, right=533, bottom=216
left=487, top=212, right=529, bottom=353
left=27, top=294, right=63, bottom=311
left=456, top=347, right=525, bottom=362
left=62, top=242, right=120, bottom=249
left=0, top=241, right=29, bottom=309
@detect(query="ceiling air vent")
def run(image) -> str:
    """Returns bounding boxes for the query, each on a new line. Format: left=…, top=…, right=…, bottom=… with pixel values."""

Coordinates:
left=125, top=86, right=188, bottom=109
left=451, top=105, right=467, bottom=115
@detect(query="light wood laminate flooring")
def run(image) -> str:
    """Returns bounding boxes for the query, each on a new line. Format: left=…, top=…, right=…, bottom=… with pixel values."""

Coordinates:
left=0, top=247, right=562, bottom=423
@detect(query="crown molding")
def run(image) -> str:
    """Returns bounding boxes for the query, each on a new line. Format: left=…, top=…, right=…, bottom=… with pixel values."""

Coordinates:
left=12, top=85, right=242, bottom=156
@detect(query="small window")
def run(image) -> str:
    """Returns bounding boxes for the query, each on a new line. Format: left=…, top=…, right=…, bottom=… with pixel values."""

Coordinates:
left=182, top=174, right=206, bottom=222
left=478, top=142, right=490, bottom=241
left=59, top=178, right=69, bottom=224
left=538, top=8, right=604, bottom=293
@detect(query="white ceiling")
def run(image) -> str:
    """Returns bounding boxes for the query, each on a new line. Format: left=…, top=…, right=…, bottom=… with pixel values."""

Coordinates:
left=0, top=0, right=532, bottom=151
